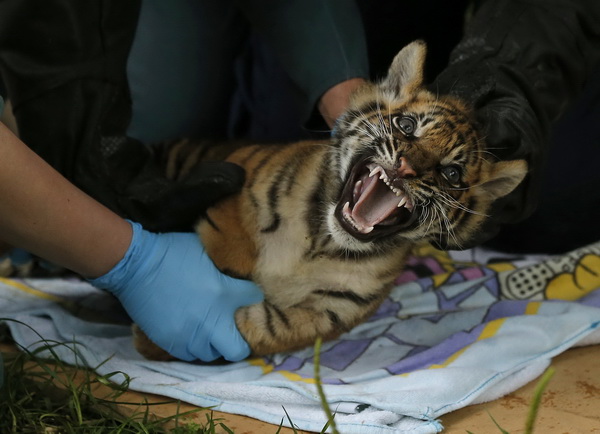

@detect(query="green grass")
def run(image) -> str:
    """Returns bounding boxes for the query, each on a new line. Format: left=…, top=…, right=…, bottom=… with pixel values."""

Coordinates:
left=0, top=320, right=218, bottom=433
left=313, top=337, right=339, bottom=434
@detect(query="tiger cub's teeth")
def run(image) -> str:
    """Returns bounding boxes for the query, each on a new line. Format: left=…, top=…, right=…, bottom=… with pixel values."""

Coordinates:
left=353, top=180, right=363, bottom=201
left=368, top=165, right=382, bottom=178
left=342, top=201, right=374, bottom=234
left=366, top=162, right=414, bottom=211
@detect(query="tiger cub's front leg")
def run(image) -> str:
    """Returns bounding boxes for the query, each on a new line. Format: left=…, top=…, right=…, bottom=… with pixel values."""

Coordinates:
left=235, top=292, right=386, bottom=356
left=133, top=291, right=384, bottom=360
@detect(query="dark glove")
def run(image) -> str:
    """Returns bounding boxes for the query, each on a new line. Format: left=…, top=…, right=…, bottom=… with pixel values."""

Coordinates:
left=104, top=137, right=246, bottom=232
left=430, top=0, right=600, bottom=249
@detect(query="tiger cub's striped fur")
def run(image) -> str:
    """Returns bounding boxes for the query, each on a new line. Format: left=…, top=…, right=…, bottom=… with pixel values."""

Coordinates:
left=134, top=41, right=527, bottom=359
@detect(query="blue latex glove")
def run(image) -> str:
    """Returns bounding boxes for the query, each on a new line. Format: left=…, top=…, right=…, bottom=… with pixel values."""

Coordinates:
left=89, top=221, right=263, bottom=362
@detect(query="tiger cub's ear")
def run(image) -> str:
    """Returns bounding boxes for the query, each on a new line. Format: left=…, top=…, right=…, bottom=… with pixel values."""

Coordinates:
left=477, top=160, right=528, bottom=201
left=380, top=40, right=427, bottom=97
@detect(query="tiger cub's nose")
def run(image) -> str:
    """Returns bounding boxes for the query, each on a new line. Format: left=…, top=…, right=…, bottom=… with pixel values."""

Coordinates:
left=397, top=157, right=416, bottom=178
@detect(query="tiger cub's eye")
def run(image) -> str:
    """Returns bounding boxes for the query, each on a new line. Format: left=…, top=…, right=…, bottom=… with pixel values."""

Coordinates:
left=393, top=116, right=416, bottom=136
left=442, top=165, right=461, bottom=184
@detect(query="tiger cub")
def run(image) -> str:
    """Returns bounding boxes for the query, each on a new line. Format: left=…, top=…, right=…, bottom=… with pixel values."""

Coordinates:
left=134, top=40, right=527, bottom=359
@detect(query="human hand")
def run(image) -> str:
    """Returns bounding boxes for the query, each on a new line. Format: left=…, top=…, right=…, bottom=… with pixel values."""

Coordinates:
left=318, top=77, right=366, bottom=129
left=122, top=148, right=246, bottom=233
left=428, top=0, right=600, bottom=250
left=430, top=53, right=542, bottom=250
left=89, top=221, right=263, bottom=362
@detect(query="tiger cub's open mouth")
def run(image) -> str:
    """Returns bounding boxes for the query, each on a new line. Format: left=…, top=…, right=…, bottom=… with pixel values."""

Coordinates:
left=335, top=158, right=418, bottom=241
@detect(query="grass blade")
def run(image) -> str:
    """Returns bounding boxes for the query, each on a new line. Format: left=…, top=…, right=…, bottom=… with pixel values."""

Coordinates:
left=525, top=367, right=555, bottom=434
left=314, top=337, right=339, bottom=434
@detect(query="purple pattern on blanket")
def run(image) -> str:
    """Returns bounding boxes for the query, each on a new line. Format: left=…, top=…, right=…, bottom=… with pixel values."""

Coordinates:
left=257, top=245, right=600, bottom=384
left=582, top=290, right=600, bottom=308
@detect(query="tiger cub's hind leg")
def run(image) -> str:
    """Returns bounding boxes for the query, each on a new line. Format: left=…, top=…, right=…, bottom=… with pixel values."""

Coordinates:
left=132, top=324, right=175, bottom=361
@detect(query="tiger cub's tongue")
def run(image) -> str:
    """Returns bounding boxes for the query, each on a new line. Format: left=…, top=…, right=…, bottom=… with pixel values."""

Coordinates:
left=352, top=173, right=401, bottom=228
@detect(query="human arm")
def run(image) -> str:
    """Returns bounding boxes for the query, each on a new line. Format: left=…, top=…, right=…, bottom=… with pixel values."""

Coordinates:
left=431, top=0, right=600, bottom=248
left=0, top=118, right=262, bottom=361
left=0, top=120, right=131, bottom=277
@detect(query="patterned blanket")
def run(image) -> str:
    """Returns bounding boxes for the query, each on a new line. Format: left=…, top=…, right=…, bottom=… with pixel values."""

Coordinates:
left=2, top=241, right=600, bottom=433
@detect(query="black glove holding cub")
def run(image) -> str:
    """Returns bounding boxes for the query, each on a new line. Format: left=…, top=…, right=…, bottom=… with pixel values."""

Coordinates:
left=430, top=0, right=600, bottom=249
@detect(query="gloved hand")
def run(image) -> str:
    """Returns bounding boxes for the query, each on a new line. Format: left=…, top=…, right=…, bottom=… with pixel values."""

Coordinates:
left=430, top=52, right=543, bottom=250
left=429, top=0, right=600, bottom=249
left=122, top=154, right=247, bottom=232
left=89, top=221, right=263, bottom=362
